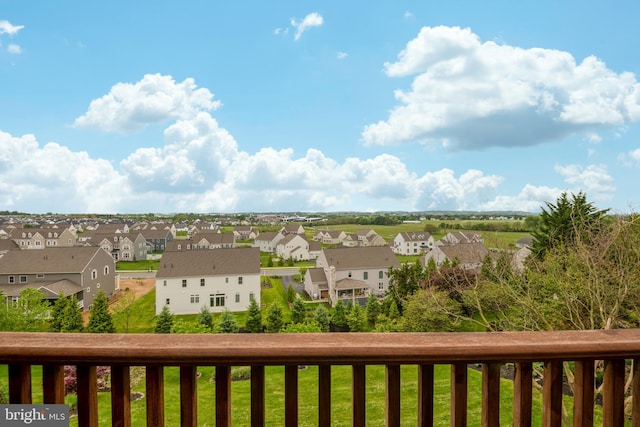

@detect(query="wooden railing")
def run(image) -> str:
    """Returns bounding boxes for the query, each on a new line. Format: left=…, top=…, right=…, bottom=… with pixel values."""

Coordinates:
left=2, top=329, right=640, bottom=426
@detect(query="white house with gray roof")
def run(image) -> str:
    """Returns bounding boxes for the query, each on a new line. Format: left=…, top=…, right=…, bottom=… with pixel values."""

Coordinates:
left=155, top=247, right=261, bottom=315
left=392, top=232, right=435, bottom=255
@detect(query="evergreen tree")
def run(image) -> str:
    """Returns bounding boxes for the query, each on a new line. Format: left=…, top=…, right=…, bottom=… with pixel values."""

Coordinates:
left=62, top=295, right=84, bottom=332
left=291, top=297, right=306, bottom=324
left=388, top=299, right=400, bottom=322
left=216, top=310, right=239, bottom=333
left=331, top=299, right=347, bottom=328
left=86, top=291, right=115, bottom=333
left=265, top=303, right=283, bottom=333
left=197, top=305, right=213, bottom=329
left=387, top=262, right=426, bottom=314
left=245, top=298, right=263, bottom=333
left=155, top=305, right=174, bottom=333
left=365, top=293, right=380, bottom=326
left=347, top=303, right=365, bottom=332
left=286, top=285, right=297, bottom=304
left=313, top=304, right=330, bottom=332
left=50, top=293, right=69, bottom=332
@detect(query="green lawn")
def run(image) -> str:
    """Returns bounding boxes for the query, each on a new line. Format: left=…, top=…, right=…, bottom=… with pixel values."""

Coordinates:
left=116, top=260, right=159, bottom=271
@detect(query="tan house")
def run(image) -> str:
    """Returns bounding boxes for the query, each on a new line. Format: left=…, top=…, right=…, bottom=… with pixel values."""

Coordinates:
left=392, top=232, right=435, bottom=255
left=252, top=232, right=284, bottom=253
left=424, top=242, right=489, bottom=270
left=10, top=227, right=77, bottom=249
left=276, top=234, right=310, bottom=261
left=0, top=246, right=117, bottom=310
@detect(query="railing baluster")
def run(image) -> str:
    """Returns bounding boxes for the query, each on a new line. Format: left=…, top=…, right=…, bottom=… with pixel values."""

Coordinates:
left=8, top=364, right=32, bottom=404
left=513, top=362, right=532, bottom=427
left=111, top=365, right=131, bottom=427
left=603, top=359, right=625, bottom=427
left=146, top=365, right=165, bottom=427
left=572, top=360, right=594, bottom=427
left=352, top=364, right=366, bottom=427
left=482, top=363, right=500, bottom=427
left=180, top=365, right=197, bottom=427
left=216, top=365, right=231, bottom=427
left=542, top=361, right=563, bottom=427
left=42, top=364, right=64, bottom=404
left=318, top=365, right=331, bottom=427
left=450, top=363, right=468, bottom=427
left=386, top=364, right=401, bottom=427
left=632, top=359, right=640, bottom=427
left=285, top=365, right=299, bottom=427
left=77, top=365, right=99, bottom=427
left=418, top=364, right=434, bottom=427
left=251, top=365, right=265, bottom=427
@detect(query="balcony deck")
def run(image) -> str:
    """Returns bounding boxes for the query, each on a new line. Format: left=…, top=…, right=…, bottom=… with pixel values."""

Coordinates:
left=1, top=329, right=640, bottom=426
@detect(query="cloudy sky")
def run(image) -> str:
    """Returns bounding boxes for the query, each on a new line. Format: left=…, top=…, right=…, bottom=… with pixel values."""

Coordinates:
left=2, top=1, right=640, bottom=214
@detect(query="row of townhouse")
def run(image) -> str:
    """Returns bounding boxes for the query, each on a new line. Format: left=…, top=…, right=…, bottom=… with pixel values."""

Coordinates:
left=0, top=246, right=117, bottom=310
left=312, top=228, right=386, bottom=248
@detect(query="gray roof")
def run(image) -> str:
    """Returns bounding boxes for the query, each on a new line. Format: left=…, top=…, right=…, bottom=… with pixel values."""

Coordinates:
left=0, top=246, right=105, bottom=274
left=439, top=242, right=488, bottom=264
left=307, top=267, right=327, bottom=283
left=399, top=231, right=432, bottom=241
left=321, top=246, right=400, bottom=270
left=157, top=247, right=260, bottom=278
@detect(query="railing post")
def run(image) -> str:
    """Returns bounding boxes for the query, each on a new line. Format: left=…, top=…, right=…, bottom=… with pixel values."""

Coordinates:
left=319, top=365, right=331, bottom=427
left=146, top=365, right=165, bottom=427
left=450, top=363, right=468, bottom=427
left=603, top=359, right=625, bottom=427
left=482, top=363, right=500, bottom=427
left=42, top=364, right=65, bottom=404
left=572, top=360, right=594, bottom=427
left=632, top=359, right=640, bottom=427
left=513, top=362, right=532, bottom=427
left=352, top=364, right=366, bottom=427
left=418, top=364, right=434, bottom=427
left=111, top=365, right=131, bottom=427
left=386, top=364, right=401, bottom=427
left=542, top=361, right=563, bottom=427
left=251, top=365, right=265, bottom=427
left=216, top=365, right=231, bottom=427
left=180, top=365, right=198, bottom=427
left=8, top=364, right=32, bottom=404
left=77, top=365, right=99, bottom=427
left=285, top=365, right=299, bottom=427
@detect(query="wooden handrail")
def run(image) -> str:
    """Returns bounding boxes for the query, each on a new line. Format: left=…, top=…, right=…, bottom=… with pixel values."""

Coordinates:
left=2, top=329, right=640, bottom=365
left=2, top=330, right=640, bottom=426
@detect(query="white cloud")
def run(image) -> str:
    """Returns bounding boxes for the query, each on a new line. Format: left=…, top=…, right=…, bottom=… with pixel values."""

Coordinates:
left=0, top=20, right=24, bottom=36
left=404, top=11, right=414, bottom=19
left=7, top=44, right=21, bottom=54
left=73, top=74, right=221, bottom=133
left=555, top=164, right=615, bottom=200
left=337, top=51, right=348, bottom=59
left=291, top=12, right=323, bottom=41
left=363, top=26, right=640, bottom=150
left=627, top=148, right=640, bottom=166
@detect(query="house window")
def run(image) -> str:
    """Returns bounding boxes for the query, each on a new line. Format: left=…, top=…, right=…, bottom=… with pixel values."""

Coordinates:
left=8, top=276, right=15, bottom=284
left=182, top=279, right=187, bottom=288
left=225, top=277, right=229, bottom=283
left=200, top=278, right=205, bottom=287
left=363, top=272, right=368, bottom=280
left=191, top=295, right=200, bottom=304
left=104, top=266, right=109, bottom=275
left=379, top=271, right=384, bottom=279
left=238, top=277, right=243, bottom=285
left=249, top=292, right=255, bottom=302
left=37, top=273, right=45, bottom=279
left=211, top=294, right=225, bottom=307
left=97, top=283, right=101, bottom=289
left=166, top=298, right=170, bottom=305
left=379, top=282, right=384, bottom=290
left=19, top=275, right=27, bottom=283
left=87, top=287, right=91, bottom=292
left=235, top=293, right=240, bottom=303
left=163, top=280, right=167, bottom=287
left=91, top=270, right=97, bottom=280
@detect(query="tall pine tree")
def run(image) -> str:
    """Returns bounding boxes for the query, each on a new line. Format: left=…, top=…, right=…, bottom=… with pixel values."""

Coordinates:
left=86, top=291, right=115, bottom=333
left=245, top=298, right=263, bottom=333
left=50, top=293, right=69, bottom=332
left=155, top=305, right=174, bottom=333
left=62, top=295, right=84, bottom=332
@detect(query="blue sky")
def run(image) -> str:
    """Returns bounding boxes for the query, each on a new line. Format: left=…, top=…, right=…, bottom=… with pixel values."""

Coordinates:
left=2, top=1, right=640, bottom=214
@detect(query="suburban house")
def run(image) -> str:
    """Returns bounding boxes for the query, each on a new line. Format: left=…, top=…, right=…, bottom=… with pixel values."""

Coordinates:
left=439, top=231, right=484, bottom=245
left=0, top=246, right=117, bottom=310
left=155, top=247, right=261, bottom=315
left=313, top=229, right=347, bottom=245
left=423, top=242, right=489, bottom=270
left=276, top=234, right=310, bottom=261
left=391, top=232, right=435, bottom=255
left=141, top=228, right=174, bottom=252
left=342, top=229, right=386, bottom=247
left=87, top=232, right=148, bottom=261
left=233, top=226, right=259, bottom=241
left=307, top=246, right=401, bottom=304
left=280, top=224, right=305, bottom=235
left=10, top=227, right=77, bottom=249
left=252, top=232, right=284, bottom=253
left=191, top=232, right=236, bottom=249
